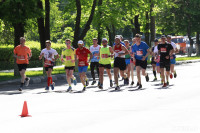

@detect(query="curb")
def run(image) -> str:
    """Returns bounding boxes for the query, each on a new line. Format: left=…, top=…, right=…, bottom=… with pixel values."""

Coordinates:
left=1, top=59, right=200, bottom=85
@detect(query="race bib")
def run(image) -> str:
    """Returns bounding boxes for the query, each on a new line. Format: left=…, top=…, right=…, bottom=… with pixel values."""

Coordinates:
left=44, top=59, right=53, bottom=67
left=101, top=54, right=108, bottom=58
left=19, top=55, right=25, bottom=60
left=66, top=56, right=72, bottom=61
left=79, top=61, right=86, bottom=66
left=161, top=48, right=167, bottom=53
left=136, top=51, right=143, bottom=56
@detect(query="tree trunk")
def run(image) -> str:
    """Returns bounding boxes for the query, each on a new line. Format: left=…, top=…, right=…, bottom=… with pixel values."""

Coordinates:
left=37, top=0, right=46, bottom=50
left=196, top=32, right=199, bottom=56
left=13, top=23, right=25, bottom=76
left=97, top=0, right=103, bottom=45
left=187, top=26, right=193, bottom=57
left=106, top=26, right=112, bottom=46
left=79, top=0, right=97, bottom=40
left=72, top=0, right=81, bottom=48
left=145, top=12, right=150, bottom=46
left=150, top=2, right=156, bottom=47
left=45, top=0, right=50, bottom=40
left=135, top=15, right=140, bottom=34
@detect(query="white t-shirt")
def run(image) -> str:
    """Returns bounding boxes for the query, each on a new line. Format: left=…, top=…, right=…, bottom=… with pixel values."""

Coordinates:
left=40, top=48, right=58, bottom=62
left=153, top=45, right=159, bottom=56
left=171, top=42, right=176, bottom=54
left=90, top=45, right=100, bottom=62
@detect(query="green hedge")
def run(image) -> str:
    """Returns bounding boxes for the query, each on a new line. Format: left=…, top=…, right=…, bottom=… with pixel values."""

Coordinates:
left=0, top=41, right=66, bottom=70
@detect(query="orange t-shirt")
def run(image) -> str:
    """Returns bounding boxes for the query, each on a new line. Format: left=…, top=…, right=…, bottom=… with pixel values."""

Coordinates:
left=14, top=45, right=31, bottom=64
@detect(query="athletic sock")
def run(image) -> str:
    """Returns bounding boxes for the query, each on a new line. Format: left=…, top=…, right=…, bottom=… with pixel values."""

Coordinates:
left=50, top=77, right=53, bottom=84
left=47, top=77, right=50, bottom=87
left=153, top=70, right=157, bottom=78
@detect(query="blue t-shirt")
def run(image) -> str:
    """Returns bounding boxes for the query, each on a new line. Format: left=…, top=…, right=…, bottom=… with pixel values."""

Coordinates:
left=131, top=41, right=149, bottom=60
left=90, top=45, right=100, bottom=62
left=113, top=41, right=125, bottom=46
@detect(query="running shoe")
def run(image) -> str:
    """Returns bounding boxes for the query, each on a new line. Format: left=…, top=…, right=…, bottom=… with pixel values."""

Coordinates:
left=145, top=74, right=149, bottom=82
left=170, top=74, right=173, bottom=79
left=131, top=81, right=134, bottom=85
left=50, top=82, right=55, bottom=90
left=24, top=77, right=30, bottom=87
left=124, top=78, right=127, bottom=85
left=73, top=78, right=77, bottom=85
left=67, top=86, right=72, bottom=92
left=127, top=78, right=129, bottom=85
left=174, top=72, right=177, bottom=78
left=99, top=84, right=103, bottom=89
left=82, top=87, right=86, bottom=92
left=45, top=86, right=49, bottom=90
left=18, top=87, right=23, bottom=91
left=137, top=84, right=142, bottom=89
left=115, top=86, right=120, bottom=91
left=153, top=77, right=157, bottom=81
left=110, top=80, right=113, bottom=87
left=98, top=81, right=100, bottom=87
left=162, top=83, right=167, bottom=88
left=86, top=80, right=89, bottom=86
left=136, top=82, right=139, bottom=86
left=91, top=80, right=96, bottom=85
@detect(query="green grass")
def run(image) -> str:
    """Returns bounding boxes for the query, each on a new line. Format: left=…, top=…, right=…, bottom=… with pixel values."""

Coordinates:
left=0, top=56, right=200, bottom=82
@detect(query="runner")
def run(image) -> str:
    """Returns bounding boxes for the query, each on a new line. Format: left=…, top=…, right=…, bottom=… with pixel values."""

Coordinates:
left=75, top=40, right=93, bottom=92
left=98, top=38, right=114, bottom=89
left=158, top=35, right=174, bottom=87
left=61, top=39, right=77, bottom=92
left=150, top=38, right=158, bottom=81
left=113, top=36, right=129, bottom=90
left=153, top=39, right=161, bottom=82
left=131, top=34, right=150, bottom=89
left=39, top=40, right=59, bottom=90
left=124, top=40, right=131, bottom=85
left=90, top=38, right=100, bottom=86
left=14, top=37, right=32, bottom=91
left=130, top=37, right=136, bottom=85
left=167, top=35, right=178, bottom=79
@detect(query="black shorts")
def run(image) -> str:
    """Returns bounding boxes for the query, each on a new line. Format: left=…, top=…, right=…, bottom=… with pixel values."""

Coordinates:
left=136, top=59, right=147, bottom=69
left=17, top=64, right=28, bottom=71
left=160, top=60, right=170, bottom=71
left=45, top=66, right=53, bottom=71
left=151, top=57, right=156, bottom=65
left=114, top=57, right=126, bottom=70
left=99, top=64, right=111, bottom=69
left=65, top=66, right=75, bottom=70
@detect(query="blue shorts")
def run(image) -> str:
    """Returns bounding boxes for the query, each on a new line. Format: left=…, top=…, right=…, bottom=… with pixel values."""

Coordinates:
left=156, top=62, right=160, bottom=66
left=170, top=58, right=176, bottom=64
left=125, top=58, right=130, bottom=65
left=78, top=66, right=88, bottom=73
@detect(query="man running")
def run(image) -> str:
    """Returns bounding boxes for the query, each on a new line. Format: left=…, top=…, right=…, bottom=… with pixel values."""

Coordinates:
left=130, top=37, right=136, bottom=85
left=14, top=37, right=32, bottom=91
left=132, top=34, right=150, bottom=89
left=90, top=38, right=100, bottom=86
left=98, top=38, right=114, bottom=89
left=167, top=35, right=178, bottom=79
left=150, top=38, right=158, bottom=81
left=153, top=39, right=161, bottom=82
left=124, top=40, right=131, bottom=85
left=75, top=40, right=93, bottom=92
left=158, top=35, right=174, bottom=87
left=61, top=39, right=77, bottom=92
left=39, top=40, right=59, bottom=90
left=113, top=36, right=129, bottom=90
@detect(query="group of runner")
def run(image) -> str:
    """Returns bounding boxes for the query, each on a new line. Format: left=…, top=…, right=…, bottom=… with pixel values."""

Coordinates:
left=13, top=34, right=177, bottom=92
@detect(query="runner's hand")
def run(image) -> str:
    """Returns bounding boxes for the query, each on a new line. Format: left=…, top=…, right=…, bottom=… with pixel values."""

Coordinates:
left=166, top=56, right=169, bottom=59
left=142, top=56, right=145, bottom=61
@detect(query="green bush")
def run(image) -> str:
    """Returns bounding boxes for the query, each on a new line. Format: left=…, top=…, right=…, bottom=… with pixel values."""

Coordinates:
left=0, top=41, right=66, bottom=70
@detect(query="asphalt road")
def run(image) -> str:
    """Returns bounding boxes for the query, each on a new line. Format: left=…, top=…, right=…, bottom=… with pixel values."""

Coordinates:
left=0, top=62, right=200, bottom=133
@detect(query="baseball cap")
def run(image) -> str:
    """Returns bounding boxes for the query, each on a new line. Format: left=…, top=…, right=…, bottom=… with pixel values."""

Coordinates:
left=135, top=34, right=141, bottom=38
left=78, top=40, right=84, bottom=44
left=115, top=35, right=121, bottom=40
left=102, top=38, right=108, bottom=41
left=154, top=38, right=158, bottom=42
left=167, top=35, right=172, bottom=38
left=161, top=35, right=166, bottom=38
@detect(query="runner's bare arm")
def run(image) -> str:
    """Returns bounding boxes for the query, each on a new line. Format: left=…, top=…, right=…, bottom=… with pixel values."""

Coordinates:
left=28, top=52, right=32, bottom=60
left=39, top=53, right=44, bottom=60
left=88, top=53, right=93, bottom=62
left=142, top=49, right=150, bottom=61
left=109, top=47, right=114, bottom=58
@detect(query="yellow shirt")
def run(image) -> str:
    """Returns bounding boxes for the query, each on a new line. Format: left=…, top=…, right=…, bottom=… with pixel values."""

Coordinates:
left=62, top=48, right=76, bottom=67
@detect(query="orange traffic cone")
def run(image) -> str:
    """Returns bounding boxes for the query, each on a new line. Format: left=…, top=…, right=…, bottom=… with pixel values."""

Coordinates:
left=20, top=101, right=31, bottom=117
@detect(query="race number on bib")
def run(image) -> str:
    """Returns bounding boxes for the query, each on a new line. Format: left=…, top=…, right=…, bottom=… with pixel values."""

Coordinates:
left=79, top=61, right=86, bottom=66
left=44, top=59, right=52, bottom=67
left=101, top=54, right=108, bottom=58
left=136, top=51, right=143, bottom=56
left=161, top=48, right=167, bottom=53
left=19, top=55, right=25, bottom=60
left=66, top=56, right=72, bottom=61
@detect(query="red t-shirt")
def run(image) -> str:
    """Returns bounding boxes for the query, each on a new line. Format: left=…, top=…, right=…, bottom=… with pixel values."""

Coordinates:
left=76, top=47, right=91, bottom=66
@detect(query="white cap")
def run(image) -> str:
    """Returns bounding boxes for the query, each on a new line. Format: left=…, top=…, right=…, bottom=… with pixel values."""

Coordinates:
left=102, top=38, right=107, bottom=41
left=78, top=40, right=84, bottom=44
left=115, top=35, right=120, bottom=40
